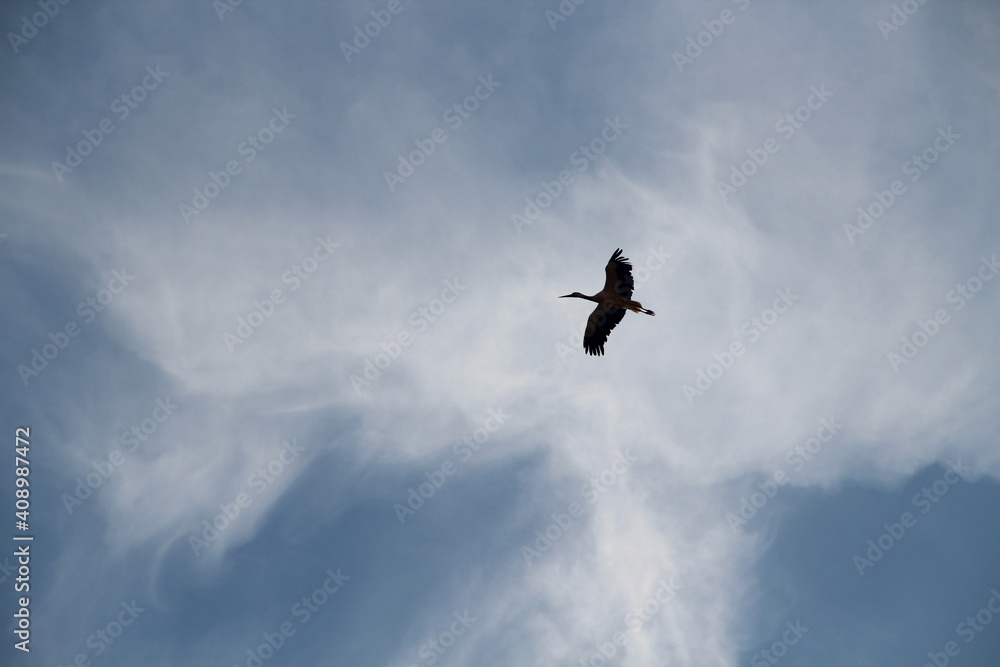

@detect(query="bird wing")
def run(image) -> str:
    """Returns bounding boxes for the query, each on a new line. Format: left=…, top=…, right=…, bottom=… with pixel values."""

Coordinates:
left=603, top=248, right=634, bottom=300
left=583, top=302, right=626, bottom=356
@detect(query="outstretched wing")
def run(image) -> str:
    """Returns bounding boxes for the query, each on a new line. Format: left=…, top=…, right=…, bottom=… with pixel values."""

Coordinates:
left=583, top=302, right=626, bottom=356
left=603, top=248, right=634, bottom=299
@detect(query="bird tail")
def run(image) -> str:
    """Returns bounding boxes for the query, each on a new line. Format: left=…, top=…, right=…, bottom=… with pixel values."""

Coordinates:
left=628, top=301, right=655, bottom=316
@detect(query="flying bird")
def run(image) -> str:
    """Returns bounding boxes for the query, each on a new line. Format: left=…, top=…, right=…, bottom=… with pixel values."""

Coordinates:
left=560, top=248, right=655, bottom=356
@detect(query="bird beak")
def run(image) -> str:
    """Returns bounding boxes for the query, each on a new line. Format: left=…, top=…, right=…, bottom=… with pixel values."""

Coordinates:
left=558, top=294, right=573, bottom=298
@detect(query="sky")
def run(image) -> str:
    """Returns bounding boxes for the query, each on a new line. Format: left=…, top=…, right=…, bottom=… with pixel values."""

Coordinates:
left=1, top=1, right=1000, bottom=665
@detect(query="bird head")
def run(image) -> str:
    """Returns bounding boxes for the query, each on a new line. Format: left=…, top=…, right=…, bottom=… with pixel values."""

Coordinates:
left=559, top=292, right=584, bottom=299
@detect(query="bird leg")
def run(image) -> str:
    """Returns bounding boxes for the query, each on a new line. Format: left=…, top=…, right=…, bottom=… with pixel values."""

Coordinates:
left=627, top=300, right=655, bottom=316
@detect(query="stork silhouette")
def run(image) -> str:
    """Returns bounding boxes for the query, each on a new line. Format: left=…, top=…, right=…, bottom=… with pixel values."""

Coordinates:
left=560, top=248, right=654, bottom=356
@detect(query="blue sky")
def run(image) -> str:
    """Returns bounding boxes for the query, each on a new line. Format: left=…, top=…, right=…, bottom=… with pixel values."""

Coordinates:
left=2, top=1, right=1000, bottom=665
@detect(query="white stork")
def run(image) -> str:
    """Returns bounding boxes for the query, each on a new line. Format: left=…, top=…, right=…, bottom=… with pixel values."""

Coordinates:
left=560, top=248, right=655, bottom=356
